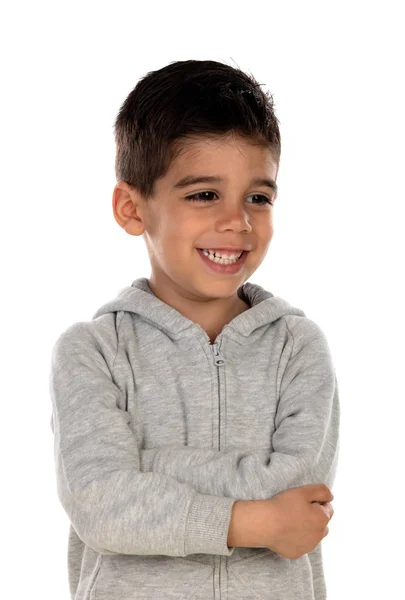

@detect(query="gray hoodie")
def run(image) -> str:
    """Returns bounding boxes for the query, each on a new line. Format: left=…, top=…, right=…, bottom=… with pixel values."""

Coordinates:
left=49, top=277, right=339, bottom=600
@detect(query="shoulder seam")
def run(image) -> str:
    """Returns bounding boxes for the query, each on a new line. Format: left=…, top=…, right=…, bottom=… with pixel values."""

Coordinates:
left=112, top=311, right=125, bottom=375
left=283, top=316, right=295, bottom=359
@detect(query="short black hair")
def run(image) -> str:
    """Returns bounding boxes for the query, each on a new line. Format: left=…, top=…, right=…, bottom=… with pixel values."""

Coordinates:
left=114, top=59, right=281, bottom=200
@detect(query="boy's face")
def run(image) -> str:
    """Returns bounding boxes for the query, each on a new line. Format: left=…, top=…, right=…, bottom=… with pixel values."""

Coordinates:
left=113, top=133, right=278, bottom=307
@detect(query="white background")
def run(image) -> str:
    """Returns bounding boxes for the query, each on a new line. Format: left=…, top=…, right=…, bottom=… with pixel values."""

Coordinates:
left=1, top=1, right=404, bottom=598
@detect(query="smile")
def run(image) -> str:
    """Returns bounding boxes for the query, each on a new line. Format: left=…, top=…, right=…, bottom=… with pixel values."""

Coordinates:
left=196, top=248, right=248, bottom=275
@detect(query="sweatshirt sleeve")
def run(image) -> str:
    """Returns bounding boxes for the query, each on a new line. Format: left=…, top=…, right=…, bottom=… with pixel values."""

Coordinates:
left=139, top=318, right=340, bottom=501
left=49, top=322, right=237, bottom=557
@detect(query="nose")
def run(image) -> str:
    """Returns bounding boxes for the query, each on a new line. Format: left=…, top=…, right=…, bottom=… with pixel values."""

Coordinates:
left=216, top=204, right=252, bottom=233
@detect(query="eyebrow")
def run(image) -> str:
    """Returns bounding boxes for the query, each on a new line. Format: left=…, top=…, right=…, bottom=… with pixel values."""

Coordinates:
left=172, top=175, right=278, bottom=195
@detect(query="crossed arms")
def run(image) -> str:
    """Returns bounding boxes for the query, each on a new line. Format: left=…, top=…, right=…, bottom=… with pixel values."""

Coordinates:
left=139, top=324, right=340, bottom=502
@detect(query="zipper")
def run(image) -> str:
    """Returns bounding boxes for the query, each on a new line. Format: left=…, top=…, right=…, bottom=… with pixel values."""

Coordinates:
left=211, top=342, right=226, bottom=367
left=210, top=341, right=226, bottom=600
left=211, top=342, right=226, bottom=450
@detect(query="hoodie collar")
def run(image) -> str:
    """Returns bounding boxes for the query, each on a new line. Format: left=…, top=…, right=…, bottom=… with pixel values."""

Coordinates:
left=92, top=277, right=305, bottom=342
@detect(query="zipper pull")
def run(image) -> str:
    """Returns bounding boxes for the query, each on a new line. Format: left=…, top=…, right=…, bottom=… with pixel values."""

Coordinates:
left=211, top=342, right=226, bottom=366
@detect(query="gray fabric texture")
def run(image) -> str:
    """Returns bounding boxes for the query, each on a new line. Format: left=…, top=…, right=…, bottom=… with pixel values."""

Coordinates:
left=49, top=277, right=339, bottom=599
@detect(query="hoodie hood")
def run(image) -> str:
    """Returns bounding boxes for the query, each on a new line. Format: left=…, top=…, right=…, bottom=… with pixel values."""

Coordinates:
left=92, top=277, right=306, bottom=340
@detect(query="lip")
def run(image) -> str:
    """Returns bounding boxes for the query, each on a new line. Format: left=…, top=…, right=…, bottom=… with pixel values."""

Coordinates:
left=197, top=247, right=251, bottom=252
left=198, top=247, right=248, bottom=252
left=197, top=248, right=249, bottom=275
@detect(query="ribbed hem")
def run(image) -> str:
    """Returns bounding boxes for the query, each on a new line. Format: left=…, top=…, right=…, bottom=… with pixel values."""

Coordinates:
left=183, top=493, right=237, bottom=556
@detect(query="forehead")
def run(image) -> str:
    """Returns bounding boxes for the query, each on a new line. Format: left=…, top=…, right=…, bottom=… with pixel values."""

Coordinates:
left=168, top=133, right=278, bottom=179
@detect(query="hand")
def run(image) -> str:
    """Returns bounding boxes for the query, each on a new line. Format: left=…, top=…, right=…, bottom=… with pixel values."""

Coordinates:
left=264, top=483, right=334, bottom=559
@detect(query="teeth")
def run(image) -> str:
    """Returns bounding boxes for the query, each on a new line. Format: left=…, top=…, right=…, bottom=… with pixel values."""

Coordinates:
left=201, top=249, right=243, bottom=264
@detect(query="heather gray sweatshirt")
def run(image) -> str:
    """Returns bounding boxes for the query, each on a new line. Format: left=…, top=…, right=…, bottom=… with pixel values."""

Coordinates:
left=49, top=277, right=339, bottom=600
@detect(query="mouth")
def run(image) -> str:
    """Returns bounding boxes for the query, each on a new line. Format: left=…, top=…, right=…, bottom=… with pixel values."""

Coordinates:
left=196, top=248, right=249, bottom=275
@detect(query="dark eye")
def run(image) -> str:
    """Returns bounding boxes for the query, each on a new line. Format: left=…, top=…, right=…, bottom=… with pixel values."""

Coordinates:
left=185, top=191, right=274, bottom=205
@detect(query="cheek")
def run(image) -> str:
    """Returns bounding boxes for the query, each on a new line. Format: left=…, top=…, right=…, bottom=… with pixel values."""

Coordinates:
left=158, top=217, right=193, bottom=251
left=166, top=214, right=200, bottom=239
left=259, top=217, right=273, bottom=235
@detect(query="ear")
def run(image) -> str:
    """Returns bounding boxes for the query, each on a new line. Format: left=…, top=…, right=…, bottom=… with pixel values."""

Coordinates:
left=112, top=181, right=145, bottom=235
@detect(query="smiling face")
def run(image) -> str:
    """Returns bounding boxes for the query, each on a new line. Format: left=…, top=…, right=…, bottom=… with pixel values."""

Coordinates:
left=113, top=133, right=279, bottom=320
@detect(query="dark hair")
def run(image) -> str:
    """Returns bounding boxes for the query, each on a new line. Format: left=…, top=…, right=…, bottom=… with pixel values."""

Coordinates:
left=113, top=59, right=281, bottom=200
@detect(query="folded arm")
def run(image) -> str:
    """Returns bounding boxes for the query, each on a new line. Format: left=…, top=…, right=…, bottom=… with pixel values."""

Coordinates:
left=49, top=322, right=238, bottom=557
left=140, top=320, right=340, bottom=501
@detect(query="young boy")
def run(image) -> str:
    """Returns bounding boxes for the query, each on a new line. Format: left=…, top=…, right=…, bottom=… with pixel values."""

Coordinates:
left=49, top=59, right=339, bottom=600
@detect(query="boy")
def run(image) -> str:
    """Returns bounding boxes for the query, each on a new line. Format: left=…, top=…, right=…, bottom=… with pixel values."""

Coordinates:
left=49, top=59, right=339, bottom=600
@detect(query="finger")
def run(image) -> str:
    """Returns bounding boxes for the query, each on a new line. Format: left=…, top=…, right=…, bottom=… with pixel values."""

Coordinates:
left=318, top=502, right=334, bottom=520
